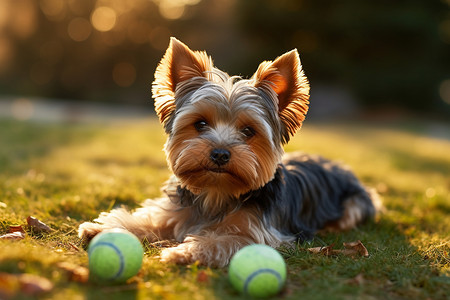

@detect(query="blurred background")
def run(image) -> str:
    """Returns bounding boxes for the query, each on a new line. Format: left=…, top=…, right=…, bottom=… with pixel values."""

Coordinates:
left=1, top=0, right=450, bottom=121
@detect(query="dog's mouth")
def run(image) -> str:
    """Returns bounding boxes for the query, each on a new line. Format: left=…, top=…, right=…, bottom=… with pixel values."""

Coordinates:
left=206, top=167, right=228, bottom=174
left=178, top=166, right=246, bottom=184
left=178, top=166, right=230, bottom=177
left=176, top=165, right=251, bottom=196
left=205, top=167, right=247, bottom=184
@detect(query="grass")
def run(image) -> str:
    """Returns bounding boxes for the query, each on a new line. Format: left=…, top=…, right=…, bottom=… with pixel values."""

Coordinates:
left=0, top=117, right=449, bottom=299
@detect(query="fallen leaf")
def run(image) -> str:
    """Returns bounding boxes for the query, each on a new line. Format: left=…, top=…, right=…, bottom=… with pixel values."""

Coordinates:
left=0, top=273, right=53, bottom=298
left=26, top=216, right=53, bottom=233
left=0, top=273, right=20, bottom=299
left=307, top=244, right=337, bottom=256
left=0, top=232, right=25, bottom=240
left=338, top=249, right=361, bottom=257
left=347, top=273, right=365, bottom=286
left=307, top=241, right=369, bottom=258
left=18, top=274, right=53, bottom=296
left=343, top=240, right=369, bottom=257
left=196, top=270, right=209, bottom=283
left=8, top=225, right=25, bottom=233
left=57, top=262, right=89, bottom=283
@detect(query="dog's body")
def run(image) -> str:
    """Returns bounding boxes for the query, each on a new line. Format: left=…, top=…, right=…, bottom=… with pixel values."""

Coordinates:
left=79, top=38, right=378, bottom=267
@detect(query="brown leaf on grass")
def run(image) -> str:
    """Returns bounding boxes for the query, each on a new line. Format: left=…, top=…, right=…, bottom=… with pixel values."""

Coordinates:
left=0, top=232, right=25, bottom=240
left=8, top=225, right=25, bottom=233
left=347, top=273, right=365, bottom=286
left=343, top=240, right=369, bottom=258
left=57, top=262, right=89, bottom=283
left=19, top=274, right=53, bottom=296
left=0, top=273, right=53, bottom=298
left=26, top=216, right=53, bottom=233
left=0, top=272, right=20, bottom=299
left=196, top=270, right=209, bottom=283
left=307, top=241, right=369, bottom=258
left=307, top=244, right=337, bottom=256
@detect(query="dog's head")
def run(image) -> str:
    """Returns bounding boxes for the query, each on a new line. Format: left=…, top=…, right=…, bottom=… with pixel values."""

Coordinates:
left=152, top=38, right=309, bottom=199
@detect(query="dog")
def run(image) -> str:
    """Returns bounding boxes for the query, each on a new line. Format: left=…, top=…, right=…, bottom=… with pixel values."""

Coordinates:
left=78, top=37, right=379, bottom=267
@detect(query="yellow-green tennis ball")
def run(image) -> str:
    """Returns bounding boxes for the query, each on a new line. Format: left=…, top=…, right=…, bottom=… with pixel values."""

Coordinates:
left=88, top=229, right=144, bottom=283
left=229, top=244, right=287, bottom=298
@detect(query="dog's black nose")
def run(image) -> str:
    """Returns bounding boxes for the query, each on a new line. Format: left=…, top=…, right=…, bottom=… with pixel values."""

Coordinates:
left=210, top=149, right=231, bottom=166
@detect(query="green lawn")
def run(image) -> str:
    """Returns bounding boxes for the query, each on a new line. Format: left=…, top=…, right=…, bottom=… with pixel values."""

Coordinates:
left=0, top=117, right=449, bottom=299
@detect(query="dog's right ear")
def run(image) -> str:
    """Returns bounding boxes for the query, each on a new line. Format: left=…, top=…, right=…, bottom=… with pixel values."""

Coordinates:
left=252, top=49, right=310, bottom=144
left=152, top=37, right=213, bottom=132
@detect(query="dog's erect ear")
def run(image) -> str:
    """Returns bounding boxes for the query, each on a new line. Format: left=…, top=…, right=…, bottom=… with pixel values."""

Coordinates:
left=152, top=37, right=213, bottom=132
left=252, top=50, right=310, bottom=143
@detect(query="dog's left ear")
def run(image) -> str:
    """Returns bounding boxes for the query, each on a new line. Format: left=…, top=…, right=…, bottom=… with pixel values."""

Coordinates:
left=252, top=50, right=310, bottom=143
left=152, top=37, right=213, bottom=133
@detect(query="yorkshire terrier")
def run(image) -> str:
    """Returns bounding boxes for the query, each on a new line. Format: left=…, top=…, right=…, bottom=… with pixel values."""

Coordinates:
left=79, top=38, right=379, bottom=267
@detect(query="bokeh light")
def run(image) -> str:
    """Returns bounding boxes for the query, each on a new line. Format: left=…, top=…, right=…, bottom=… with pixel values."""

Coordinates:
left=11, top=0, right=37, bottom=38
left=91, top=6, right=117, bottom=32
left=153, top=0, right=202, bottom=20
left=0, top=0, right=448, bottom=115
left=0, top=1, right=9, bottom=29
left=158, top=1, right=185, bottom=20
left=40, top=0, right=66, bottom=21
left=68, top=18, right=92, bottom=42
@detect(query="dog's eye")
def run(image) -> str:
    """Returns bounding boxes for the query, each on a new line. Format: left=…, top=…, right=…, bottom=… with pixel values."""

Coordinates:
left=194, top=120, right=208, bottom=132
left=241, top=126, right=256, bottom=138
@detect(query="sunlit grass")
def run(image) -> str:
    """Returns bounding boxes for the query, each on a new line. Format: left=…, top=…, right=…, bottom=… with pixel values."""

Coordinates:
left=0, top=118, right=449, bottom=299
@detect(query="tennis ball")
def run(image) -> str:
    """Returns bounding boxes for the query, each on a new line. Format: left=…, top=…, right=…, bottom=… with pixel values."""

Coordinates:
left=88, top=229, right=144, bottom=283
left=228, top=244, right=287, bottom=298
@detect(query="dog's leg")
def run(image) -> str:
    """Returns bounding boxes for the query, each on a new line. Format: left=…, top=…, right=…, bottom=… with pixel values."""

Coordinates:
left=78, top=198, right=180, bottom=243
left=324, top=188, right=381, bottom=231
left=159, top=208, right=287, bottom=267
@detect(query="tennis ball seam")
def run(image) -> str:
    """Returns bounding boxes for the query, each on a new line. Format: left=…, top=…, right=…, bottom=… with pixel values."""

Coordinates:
left=243, top=268, right=283, bottom=294
left=89, top=241, right=125, bottom=280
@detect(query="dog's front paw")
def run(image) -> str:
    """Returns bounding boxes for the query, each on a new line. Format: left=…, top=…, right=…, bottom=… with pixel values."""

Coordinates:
left=159, top=236, right=230, bottom=267
left=78, top=221, right=107, bottom=243
left=160, top=242, right=195, bottom=265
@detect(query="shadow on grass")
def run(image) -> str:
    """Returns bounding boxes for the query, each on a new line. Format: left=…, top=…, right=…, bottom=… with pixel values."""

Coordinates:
left=85, top=285, right=138, bottom=300
left=280, top=217, right=450, bottom=299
